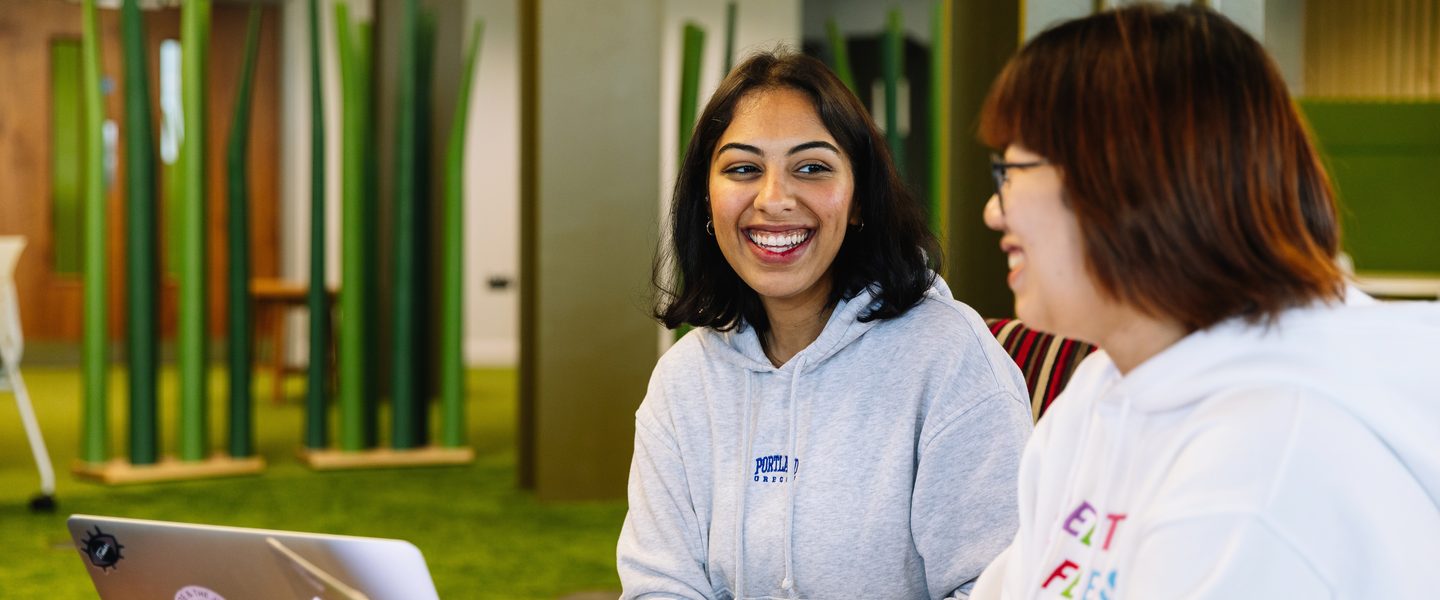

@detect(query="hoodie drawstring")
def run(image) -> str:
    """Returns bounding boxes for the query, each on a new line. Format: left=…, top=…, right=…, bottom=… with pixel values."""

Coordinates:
left=735, top=372, right=758, bottom=599
left=780, top=358, right=806, bottom=597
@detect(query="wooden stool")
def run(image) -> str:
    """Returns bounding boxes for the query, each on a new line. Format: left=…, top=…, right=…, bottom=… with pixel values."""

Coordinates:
left=251, top=278, right=336, bottom=404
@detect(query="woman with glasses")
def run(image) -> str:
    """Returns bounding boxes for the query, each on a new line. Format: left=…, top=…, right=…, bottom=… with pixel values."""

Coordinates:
left=617, top=50, right=1033, bottom=599
left=970, top=5, right=1440, bottom=598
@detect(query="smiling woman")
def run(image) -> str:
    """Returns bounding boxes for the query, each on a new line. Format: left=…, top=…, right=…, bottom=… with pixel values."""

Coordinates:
left=707, top=88, right=857, bottom=365
left=619, top=51, right=1034, bottom=599
left=968, top=6, right=1440, bottom=599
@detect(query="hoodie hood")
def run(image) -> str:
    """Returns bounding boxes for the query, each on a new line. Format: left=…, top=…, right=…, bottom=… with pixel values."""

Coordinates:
left=1102, top=299, right=1440, bottom=502
left=703, top=274, right=954, bottom=374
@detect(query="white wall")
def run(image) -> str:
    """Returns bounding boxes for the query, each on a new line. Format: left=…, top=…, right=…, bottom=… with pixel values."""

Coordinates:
left=280, top=0, right=518, bottom=367
left=1264, top=0, right=1305, bottom=94
left=460, top=0, right=520, bottom=366
left=1023, top=0, right=1268, bottom=42
left=1022, top=1, right=1309, bottom=94
left=1023, top=0, right=1092, bottom=39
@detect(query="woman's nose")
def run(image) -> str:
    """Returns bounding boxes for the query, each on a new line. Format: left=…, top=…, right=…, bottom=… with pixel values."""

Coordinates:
left=754, top=173, right=794, bottom=214
left=983, top=193, right=1005, bottom=231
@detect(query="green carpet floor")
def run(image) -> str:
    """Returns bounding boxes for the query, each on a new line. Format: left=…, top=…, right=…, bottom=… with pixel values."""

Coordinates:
left=0, top=365, right=626, bottom=599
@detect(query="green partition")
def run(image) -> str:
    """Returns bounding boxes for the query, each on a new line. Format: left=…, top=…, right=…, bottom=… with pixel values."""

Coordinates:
left=1300, top=101, right=1440, bottom=274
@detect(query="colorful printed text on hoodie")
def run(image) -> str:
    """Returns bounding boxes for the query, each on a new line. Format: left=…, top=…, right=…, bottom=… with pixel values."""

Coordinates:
left=618, top=278, right=1033, bottom=599
left=972, top=300, right=1440, bottom=599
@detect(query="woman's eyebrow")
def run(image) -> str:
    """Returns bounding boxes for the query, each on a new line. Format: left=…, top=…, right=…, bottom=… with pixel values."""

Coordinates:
left=714, top=141, right=840, bottom=157
left=715, top=142, right=762, bottom=156
left=787, top=141, right=839, bottom=156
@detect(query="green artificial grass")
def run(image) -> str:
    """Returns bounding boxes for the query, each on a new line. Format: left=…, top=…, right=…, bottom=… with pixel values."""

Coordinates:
left=0, top=365, right=625, bottom=599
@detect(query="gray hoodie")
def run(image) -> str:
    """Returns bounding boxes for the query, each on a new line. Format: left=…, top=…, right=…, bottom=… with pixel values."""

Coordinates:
left=618, top=278, right=1033, bottom=599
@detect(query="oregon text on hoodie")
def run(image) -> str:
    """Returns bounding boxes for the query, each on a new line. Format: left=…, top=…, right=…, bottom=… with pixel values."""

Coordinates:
left=971, top=300, right=1440, bottom=599
left=618, top=278, right=1034, bottom=599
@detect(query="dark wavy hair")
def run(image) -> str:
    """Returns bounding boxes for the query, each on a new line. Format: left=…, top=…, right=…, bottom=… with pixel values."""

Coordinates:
left=655, top=50, right=939, bottom=336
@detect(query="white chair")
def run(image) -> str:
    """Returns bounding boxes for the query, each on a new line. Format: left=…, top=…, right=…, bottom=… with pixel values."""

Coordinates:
left=0, top=236, right=56, bottom=511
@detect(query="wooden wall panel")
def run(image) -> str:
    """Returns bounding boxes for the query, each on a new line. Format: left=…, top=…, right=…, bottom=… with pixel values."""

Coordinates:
left=0, top=0, right=279, bottom=343
left=1306, top=0, right=1440, bottom=98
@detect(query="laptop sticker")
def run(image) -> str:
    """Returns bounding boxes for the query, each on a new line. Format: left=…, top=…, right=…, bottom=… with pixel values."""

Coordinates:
left=80, top=526, right=124, bottom=571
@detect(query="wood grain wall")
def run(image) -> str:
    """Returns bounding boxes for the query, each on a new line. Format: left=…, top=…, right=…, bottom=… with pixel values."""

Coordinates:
left=0, top=0, right=279, bottom=343
left=1306, top=0, right=1440, bottom=98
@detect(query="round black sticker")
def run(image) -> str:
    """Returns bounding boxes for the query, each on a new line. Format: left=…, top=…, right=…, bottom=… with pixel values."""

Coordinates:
left=81, top=526, right=124, bottom=571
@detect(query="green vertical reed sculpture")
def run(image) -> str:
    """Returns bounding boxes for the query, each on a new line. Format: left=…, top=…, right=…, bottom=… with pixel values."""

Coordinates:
left=411, top=7, right=437, bottom=446
left=80, top=0, right=108, bottom=465
left=122, top=0, right=160, bottom=465
left=335, top=2, right=368, bottom=451
left=358, top=20, right=380, bottom=449
left=928, top=0, right=949, bottom=241
left=226, top=6, right=262, bottom=458
left=392, top=0, right=422, bottom=449
left=679, top=23, right=705, bottom=159
left=305, top=0, right=329, bottom=450
left=178, top=0, right=211, bottom=462
left=825, top=19, right=855, bottom=93
left=441, top=20, right=484, bottom=448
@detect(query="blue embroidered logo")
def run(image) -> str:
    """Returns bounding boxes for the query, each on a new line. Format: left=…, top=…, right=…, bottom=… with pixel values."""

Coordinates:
left=752, top=454, right=798, bottom=484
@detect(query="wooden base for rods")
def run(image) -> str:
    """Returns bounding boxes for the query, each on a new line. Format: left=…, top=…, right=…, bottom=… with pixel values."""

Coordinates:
left=72, top=455, right=266, bottom=485
left=298, top=445, right=475, bottom=470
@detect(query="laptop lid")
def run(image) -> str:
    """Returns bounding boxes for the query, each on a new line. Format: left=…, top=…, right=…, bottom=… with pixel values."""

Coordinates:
left=67, top=514, right=441, bottom=600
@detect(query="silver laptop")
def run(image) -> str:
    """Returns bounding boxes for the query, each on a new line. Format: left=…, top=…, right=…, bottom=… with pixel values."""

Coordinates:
left=67, top=514, right=441, bottom=600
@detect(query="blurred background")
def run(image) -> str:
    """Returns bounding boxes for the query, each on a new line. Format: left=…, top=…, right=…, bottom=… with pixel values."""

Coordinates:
left=1, top=0, right=1436, bottom=597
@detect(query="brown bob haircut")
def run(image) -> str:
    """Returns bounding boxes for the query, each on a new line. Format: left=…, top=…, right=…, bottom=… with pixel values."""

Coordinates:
left=980, top=4, right=1344, bottom=332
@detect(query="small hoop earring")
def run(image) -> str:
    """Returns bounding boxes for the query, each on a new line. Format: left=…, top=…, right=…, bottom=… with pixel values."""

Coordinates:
left=705, top=219, right=714, bottom=236
left=853, top=220, right=865, bottom=233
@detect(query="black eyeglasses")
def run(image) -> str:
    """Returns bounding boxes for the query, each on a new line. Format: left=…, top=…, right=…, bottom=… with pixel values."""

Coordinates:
left=990, top=154, right=1049, bottom=215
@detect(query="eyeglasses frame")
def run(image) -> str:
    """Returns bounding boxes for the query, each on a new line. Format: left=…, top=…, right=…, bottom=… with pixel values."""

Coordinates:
left=989, top=154, right=1050, bottom=216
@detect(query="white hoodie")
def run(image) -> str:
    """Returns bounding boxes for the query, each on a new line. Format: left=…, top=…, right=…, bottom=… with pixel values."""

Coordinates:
left=972, top=300, right=1440, bottom=599
left=619, top=278, right=1033, bottom=599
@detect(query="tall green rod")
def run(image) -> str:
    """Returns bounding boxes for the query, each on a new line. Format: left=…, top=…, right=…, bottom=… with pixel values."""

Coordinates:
left=722, top=2, right=736, bottom=75
left=304, top=0, right=328, bottom=449
left=357, top=21, right=379, bottom=448
left=226, top=6, right=262, bottom=458
left=883, top=8, right=905, bottom=176
left=335, top=2, right=365, bottom=451
left=672, top=23, right=704, bottom=342
left=391, top=0, right=420, bottom=449
left=80, top=0, right=108, bottom=465
left=178, top=0, right=211, bottom=462
left=123, top=0, right=160, bottom=465
left=679, top=23, right=704, bottom=161
left=824, top=19, right=855, bottom=93
left=441, top=20, right=484, bottom=448
left=410, top=8, right=437, bottom=445
left=928, top=0, right=949, bottom=242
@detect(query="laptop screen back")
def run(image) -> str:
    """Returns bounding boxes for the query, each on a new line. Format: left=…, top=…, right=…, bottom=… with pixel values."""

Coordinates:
left=67, top=514, right=440, bottom=600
